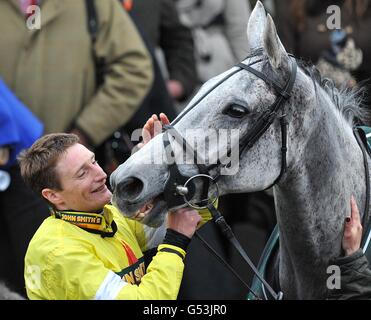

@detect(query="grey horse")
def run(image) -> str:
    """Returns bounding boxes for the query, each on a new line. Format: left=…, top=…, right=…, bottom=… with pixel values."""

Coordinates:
left=0, top=283, right=24, bottom=300
left=111, top=1, right=369, bottom=299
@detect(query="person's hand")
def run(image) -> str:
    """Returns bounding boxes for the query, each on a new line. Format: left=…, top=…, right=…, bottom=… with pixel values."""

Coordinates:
left=167, top=207, right=201, bottom=239
left=138, top=113, right=170, bottom=149
left=342, top=196, right=363, bottom=256
left=167, top=80, right=184, bottom=100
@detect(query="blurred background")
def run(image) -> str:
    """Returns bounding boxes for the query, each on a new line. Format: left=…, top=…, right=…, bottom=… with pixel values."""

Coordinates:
left=1, top=0, right=369, bottom=299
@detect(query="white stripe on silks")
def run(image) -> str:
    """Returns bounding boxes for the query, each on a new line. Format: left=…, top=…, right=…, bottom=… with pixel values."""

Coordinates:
left=366, top=132, right=371, bottom=138
left=94, top=271, right=127, bottom=300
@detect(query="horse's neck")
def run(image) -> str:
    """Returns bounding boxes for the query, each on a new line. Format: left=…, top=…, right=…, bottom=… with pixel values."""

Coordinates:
left=274, top=101, right=366, bottom=299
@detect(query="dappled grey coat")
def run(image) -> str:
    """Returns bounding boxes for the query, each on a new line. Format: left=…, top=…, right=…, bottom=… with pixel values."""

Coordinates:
left=0, top=283, right=24, bottom=300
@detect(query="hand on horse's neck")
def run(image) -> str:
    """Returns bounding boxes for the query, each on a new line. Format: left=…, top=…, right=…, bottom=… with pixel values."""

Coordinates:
left=274, top=101, right=366, bottom=299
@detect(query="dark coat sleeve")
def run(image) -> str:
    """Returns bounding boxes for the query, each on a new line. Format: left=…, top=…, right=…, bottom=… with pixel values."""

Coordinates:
left=327, top=249, right=371, bottom=300
left=273, top=0, right=298, bottom=55
left=159, top=0, right=198, bottom=100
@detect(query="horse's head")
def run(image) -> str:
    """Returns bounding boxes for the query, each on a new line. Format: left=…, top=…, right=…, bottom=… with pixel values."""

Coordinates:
left=110, top=1, right=316, bottom=227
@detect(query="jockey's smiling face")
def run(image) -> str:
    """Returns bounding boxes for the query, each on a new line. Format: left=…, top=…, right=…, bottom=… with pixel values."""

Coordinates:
left=46, top=143, right=112, bottom=212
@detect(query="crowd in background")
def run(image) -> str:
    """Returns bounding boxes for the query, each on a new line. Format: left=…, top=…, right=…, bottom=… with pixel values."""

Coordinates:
left=1, top=0, right=370, bottom=299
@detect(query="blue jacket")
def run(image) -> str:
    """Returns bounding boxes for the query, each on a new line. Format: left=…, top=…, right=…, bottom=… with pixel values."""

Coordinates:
left=0, top=79, right=43, bottom=168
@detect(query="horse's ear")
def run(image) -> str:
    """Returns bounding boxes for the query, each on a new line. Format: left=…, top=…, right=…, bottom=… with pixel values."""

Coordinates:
left=246, top=1, right=267, bottom=52
left=263, top=14, right=289, bottom=69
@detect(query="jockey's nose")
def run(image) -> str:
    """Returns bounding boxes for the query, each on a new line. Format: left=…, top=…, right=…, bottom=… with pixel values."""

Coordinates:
left=115, top=176, right=144, bottom=203
left=94, top=162, right=107, bottom=181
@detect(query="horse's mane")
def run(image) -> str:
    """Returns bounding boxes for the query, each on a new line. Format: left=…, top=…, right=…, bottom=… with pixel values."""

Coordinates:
left=253, top=49, right=371, bottom=127
left=299, top=60, right=371, bottom=127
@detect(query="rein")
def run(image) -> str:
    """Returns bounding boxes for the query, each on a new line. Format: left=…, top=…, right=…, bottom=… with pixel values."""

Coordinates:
left=353, top=127, right=371, bottom=250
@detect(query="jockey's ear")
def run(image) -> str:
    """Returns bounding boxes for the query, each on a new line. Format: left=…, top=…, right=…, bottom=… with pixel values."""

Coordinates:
left=263, top=14, right=289, bottom=70
left=246, top=1, right=267, bottom=52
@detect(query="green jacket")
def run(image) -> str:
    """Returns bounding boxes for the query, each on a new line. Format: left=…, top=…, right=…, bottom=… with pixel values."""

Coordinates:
left=327, top=249, right=371, bottom=300
left=0, top=0, right=153, bottom=145
left=130, top=0, right=198, bottom=99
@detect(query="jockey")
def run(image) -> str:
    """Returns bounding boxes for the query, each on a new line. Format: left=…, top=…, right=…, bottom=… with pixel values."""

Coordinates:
left=19, top=114, right=211, bottom=300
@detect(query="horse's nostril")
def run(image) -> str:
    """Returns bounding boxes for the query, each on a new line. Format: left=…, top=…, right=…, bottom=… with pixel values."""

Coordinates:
left=116, top=177, right=144, bottom=202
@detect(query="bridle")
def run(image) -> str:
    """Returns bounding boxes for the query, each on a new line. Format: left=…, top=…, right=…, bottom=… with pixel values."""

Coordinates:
left=162, top=51, right=298, bottom=300
left=162, top=52, right=297, bottom=300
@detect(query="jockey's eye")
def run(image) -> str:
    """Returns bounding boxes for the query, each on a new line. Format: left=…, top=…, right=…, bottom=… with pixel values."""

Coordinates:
left=223, top=104, right=249, bottom=118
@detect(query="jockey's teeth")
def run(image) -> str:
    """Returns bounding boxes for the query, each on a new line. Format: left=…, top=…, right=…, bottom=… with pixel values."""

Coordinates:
left=131, top=201, right=154, bottom=220
left=138, top=201, right=154, bottom=215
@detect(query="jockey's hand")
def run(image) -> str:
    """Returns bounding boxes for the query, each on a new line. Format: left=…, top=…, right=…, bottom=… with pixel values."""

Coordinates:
left=167, top=207, right=201, bottom=239
left=342, top=196, right=363, bottom=256
left=138, top=113, right=170, bottom=149
left=167, top=80, right=184, bottom=100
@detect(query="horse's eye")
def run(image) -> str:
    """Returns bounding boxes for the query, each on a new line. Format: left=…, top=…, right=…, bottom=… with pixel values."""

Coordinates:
left=223, top=104, right=249, bottom=118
